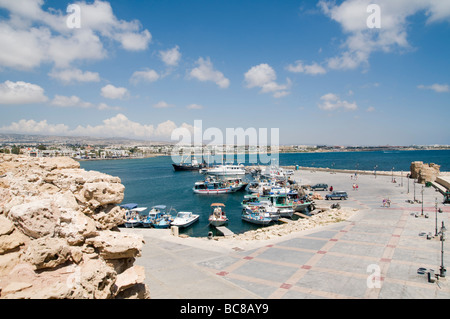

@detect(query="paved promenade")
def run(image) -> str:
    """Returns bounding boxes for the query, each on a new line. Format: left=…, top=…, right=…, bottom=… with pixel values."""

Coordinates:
left=125, top=170, right=450, bottom=299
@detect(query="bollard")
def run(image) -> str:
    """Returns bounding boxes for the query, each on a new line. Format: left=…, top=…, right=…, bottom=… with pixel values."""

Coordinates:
left=171, top=226, right=179, bottom=237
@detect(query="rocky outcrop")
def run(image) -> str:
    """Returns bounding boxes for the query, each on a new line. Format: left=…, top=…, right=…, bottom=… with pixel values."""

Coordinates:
left=226, top=207, right=356, bottom=241
left=410, top=161, right=441, bottom=184
left=0, top=154, right=149, bottom=299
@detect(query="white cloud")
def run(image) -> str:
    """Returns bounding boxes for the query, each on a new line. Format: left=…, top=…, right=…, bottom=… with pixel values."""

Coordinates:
left=418, top=83, right=449, bottom=93
left=153, top=101, right=174, bottom=109
left=189, top=57, right=230, bottom=89
left=186, top=104, right=204, bottom=110
left=159, top=46, right=181, bottom=66
left=286, top=61, right=327, bottom=75
left=366, top=106, right=376, bottom=112
left=49, top=68, right=100, bottom=83
left=0, top=0, right=151, bottom=70
left=0, top=119, right=70, bottom=135
left=114, top=30, right=151, bottom=51
left=318, top=93, right=358, bottom=111
left=244, top=64, right=291, bottom=98
left=0, top=80, right=48, bottom=105
left=100, top=84, right=129, bottom=100
left=130, top=69, right=160, bottom=84
left=51, top=95, right=93, bottom=108
left=319, top=0, right=450, bottom=70
left=51, top=95, right=120, bottom=111
left=0, top=114, right=193, bottom=140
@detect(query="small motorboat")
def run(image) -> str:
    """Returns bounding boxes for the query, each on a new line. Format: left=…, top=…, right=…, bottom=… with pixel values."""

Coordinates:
left=120, top=203, right=147, bottom=228
left=153, top=213, right=175, bottom=229
left=171, top=211, right=200, bottom=228
left=209, top=203, right=228, bottom=227
left=142, top=205, right=167, bottom=228
left=241, top=206, right=273, bottom=225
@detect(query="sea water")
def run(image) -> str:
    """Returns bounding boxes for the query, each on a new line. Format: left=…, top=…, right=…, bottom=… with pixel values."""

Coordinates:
left=79, top=149, right=450, bottom=237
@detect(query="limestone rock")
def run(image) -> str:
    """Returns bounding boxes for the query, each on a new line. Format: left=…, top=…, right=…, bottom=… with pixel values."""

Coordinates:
left=0, top=215, right=14, bottom=236
left=8, top=199, right=60, bottom=239
left=410, top=161, right=440, bottom=184
left=23, top=237, right=72, bottom=270
left=114, top=265, right=146, bottom=294
left=0, top=154, right=149, bottom=299
left=85, top=230, right=144, bottom=260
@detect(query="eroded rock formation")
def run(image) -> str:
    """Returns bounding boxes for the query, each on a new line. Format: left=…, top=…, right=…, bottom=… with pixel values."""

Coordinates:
left=410, top=161, right=441, bottom=184
left=0, top=154, right=149, bottom=299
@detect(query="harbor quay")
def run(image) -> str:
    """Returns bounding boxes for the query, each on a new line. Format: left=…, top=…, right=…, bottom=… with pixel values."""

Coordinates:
left=124, top=169, right=450, bottom=299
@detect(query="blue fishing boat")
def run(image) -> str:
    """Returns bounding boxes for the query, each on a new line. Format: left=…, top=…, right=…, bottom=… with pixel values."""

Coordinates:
left=154, top=213, right=174, bottom=229
left=241, top=205, right=273, bottom=225
left=142, top=205, right=167, bottom=228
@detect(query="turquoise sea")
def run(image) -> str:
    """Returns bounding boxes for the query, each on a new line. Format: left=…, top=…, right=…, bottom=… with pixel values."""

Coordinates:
left=79, top=149, right=450, bottom=237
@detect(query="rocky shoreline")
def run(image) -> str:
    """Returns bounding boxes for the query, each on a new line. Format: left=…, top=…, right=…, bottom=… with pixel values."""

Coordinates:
left=0, top=154, right=149, bottom=299
left=218, top=206, right=357, bottom=242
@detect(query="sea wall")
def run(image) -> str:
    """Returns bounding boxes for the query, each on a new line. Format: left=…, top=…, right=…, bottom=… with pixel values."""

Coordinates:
left=0, top=154, right=149, bottom=299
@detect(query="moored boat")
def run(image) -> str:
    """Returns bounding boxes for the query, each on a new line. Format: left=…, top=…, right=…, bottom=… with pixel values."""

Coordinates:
left=208, top=203, right=228, bottom=227
left=142, top=205, right=167, bottom=228
left=200, top=164, right=246, bottom=176
left=241, top=205, right=273, bottom=225
left=171, top=211, right=200, bottom=228
left=120, top=203, right=147, bottom=228
left=172, top=156, right=206, bottom=171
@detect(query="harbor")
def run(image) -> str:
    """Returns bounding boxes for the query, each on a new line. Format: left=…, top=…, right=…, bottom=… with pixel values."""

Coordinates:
left=123, top=168, right=450, bottom=299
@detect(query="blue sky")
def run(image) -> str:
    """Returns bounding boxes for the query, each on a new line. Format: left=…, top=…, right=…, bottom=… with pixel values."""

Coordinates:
left=0, top=0, right=449, bottom=146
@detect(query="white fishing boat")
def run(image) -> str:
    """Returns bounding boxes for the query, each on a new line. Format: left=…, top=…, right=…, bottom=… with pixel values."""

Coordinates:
left=193, top=180, right=238, bottom=194
left=120, top=203, right=147, bottom=228
left=201, top=164, right=246, bottom=176
left=171, top=211, right=199, bottom=228
left=208, top=203, right=228, bottom=227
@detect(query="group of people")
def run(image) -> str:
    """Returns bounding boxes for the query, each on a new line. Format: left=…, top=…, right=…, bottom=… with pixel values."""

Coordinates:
left=352, top=183, right=359, bottom=191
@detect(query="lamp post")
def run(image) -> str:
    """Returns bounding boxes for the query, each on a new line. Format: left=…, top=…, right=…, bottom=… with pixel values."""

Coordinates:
left=407, top=174, right=410, bottom=194
left=374, top=165, right=378, bottom=179
left=414, top=179, right=416, bottom=202
left=421, top=186, right=424, bottom=216
left=435, top=198, right=438, bottom=236
left=439, top=221, right=447, bottom=278
left=392, top=167, right=394, bottom=183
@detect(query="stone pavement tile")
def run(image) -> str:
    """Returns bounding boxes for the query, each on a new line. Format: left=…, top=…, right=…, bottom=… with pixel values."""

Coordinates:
left=349, top=223, right=396, bottom=235
left=232, top=259, right=299, bottom=284
left=306, top=230, right=339, bottom=239
left=175, top=247, right=223, bottom=264
left=295, top=270, right=368, bottom=298
left=392, top=247, right=442, bottom=265
left=276, top=237, right=329, bottom=251
left=315, top=254, right=378, bottom=275
left=379, top=281, right=450, bottom=299
left=225, top=277, right=278, bottom=298
left=282, top=289, right=328, bottom=299
left=328, top=241, right=385, bottom=259
left=197, top=255, right=241, bottom=270
left=339, top=231, right=392, bottom=245
left=256, top=247, right=316, bottom=266
left=385, top=261, right=437, bottom=283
